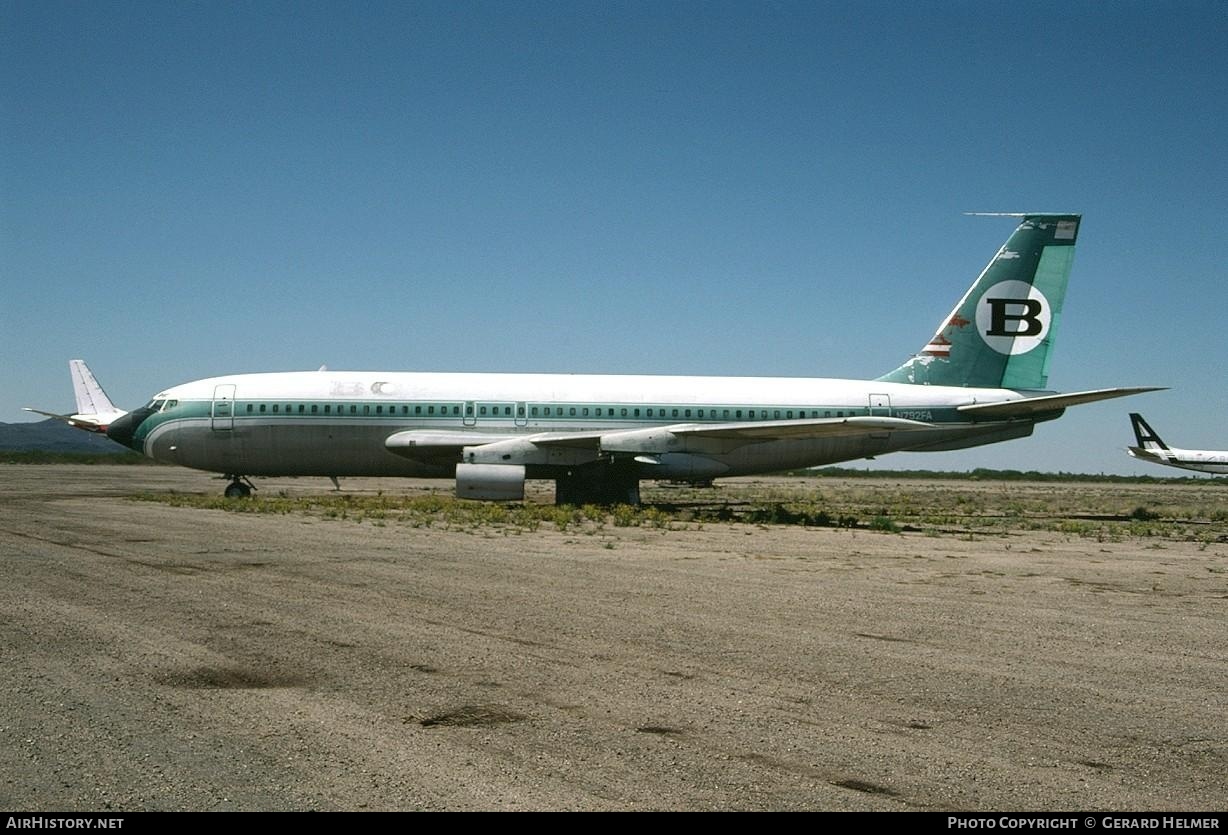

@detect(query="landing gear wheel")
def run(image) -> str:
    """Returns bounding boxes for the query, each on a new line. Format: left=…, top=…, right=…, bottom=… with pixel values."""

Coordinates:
left=224, top=479, right=253, bottom=498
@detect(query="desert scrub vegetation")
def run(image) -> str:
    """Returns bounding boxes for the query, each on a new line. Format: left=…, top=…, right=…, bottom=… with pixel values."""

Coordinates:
left=133, top=493, right=694, bottom=535
left=130, top=475, right=1228, bottom=541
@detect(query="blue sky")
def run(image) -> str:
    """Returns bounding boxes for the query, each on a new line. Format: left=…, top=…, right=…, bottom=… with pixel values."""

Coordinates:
left=3, top=1, right=1225, bottom=474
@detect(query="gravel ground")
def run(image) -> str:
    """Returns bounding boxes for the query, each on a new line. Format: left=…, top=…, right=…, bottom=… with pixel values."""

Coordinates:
left=1, top=465, right=1225, bottom=811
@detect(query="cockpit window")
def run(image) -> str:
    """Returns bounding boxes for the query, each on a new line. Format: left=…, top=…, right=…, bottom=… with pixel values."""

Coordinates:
left=148, top=399, right=166, bottom=411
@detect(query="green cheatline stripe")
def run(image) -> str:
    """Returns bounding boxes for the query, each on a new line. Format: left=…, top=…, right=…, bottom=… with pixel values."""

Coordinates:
left=133, top=398, right=975, bottom=444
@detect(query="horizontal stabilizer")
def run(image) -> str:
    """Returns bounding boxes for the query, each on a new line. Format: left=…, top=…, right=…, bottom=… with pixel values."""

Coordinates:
left=21, top=407, right=107, bottom=431
left=1126, top=446, right=1168, bottom=464
left=956, top=387, right=1165, bottom=419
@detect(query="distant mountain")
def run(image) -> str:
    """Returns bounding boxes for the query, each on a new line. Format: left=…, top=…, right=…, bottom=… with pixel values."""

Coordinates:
left=0, top=419, right=131, bottom=453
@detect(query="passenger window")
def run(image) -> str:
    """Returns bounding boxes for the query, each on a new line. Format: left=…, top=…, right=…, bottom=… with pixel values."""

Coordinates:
left=531, top=407, right=539, bottom=416
left=582, top=407, right=589, bottom=416
left=672, top=409, right=679, bottom=417
left=260, top=404, right=266, bottom=413
left=299, top=405, right=305, bottom=413
left=569, top=407, right=576, bottom=416
left=621, top=408, right=628, bottom=417
left=246, top=404, right=253, bottom=413
left=634, top=409, right=640, bottom=417
left=428, top=406, right=435, bottom=415
left=272, top=405, right=279, bottom=413
left=311, top=405, right=318, bottom=413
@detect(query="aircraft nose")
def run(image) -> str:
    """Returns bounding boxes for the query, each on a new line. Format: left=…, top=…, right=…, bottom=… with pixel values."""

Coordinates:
left=106, top=409, right=150, bottom=450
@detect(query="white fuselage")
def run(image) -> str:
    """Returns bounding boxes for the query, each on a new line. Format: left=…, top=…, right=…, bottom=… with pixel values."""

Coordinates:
left=1128, top=446, right=1228, bottom=475
left=125, top=370, right=1048, bottom=480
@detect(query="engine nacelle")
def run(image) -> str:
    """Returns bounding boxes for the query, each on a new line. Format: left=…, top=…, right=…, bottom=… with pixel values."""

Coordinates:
left=455, top=463, right=526, bottom=501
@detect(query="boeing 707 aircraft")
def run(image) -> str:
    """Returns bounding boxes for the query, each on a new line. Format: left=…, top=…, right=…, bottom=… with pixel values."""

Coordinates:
left=31, top=214, right=1160, bottom=503
left=1126, top=413, right=1228, bottom=475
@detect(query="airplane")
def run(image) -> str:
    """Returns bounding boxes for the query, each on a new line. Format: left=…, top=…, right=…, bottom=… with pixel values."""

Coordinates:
left=1126, top=413, right=1228, bottom=475
left=30, top=213, right=1161, bottom=504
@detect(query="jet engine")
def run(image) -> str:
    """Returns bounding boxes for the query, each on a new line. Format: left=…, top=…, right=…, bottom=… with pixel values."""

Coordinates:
left=454, top=463, right=526, bottom=501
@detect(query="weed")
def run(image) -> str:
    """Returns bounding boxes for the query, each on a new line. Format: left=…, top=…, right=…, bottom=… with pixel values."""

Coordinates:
left=869, top=515, right=901, bottom=533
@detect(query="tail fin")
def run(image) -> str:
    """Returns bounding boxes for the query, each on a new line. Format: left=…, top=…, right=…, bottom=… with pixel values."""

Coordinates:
left=70, top=359, right=118, bottom=416
left=877, top=213, right=1081, bottom=389
left=1129, top=413, right=1169, bottom=451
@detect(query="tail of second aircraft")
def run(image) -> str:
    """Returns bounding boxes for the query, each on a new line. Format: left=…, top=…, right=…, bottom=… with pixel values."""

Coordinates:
left=877, top=213, right=1081, bottom=390
left=1129, top=413, right=1170, bottom=452
left=24, top=359, right=127, bottom=433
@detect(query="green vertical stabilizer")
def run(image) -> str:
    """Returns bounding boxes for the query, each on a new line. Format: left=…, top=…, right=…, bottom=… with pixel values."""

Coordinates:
left=877, top=214, right=1080, bottom=390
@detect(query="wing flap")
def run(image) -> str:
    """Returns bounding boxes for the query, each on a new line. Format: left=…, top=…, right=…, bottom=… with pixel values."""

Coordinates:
left=666, top=415, right=935, bottom=441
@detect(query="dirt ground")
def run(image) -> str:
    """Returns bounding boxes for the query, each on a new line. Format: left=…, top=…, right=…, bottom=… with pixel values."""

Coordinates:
left=1, top=465, right=1224, bottom=811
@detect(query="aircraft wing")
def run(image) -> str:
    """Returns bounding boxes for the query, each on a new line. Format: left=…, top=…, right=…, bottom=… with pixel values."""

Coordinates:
left=956, top=387, right=1165, bottom=419
left=386, top=417, right=936, bottom=463
left=493, top=416, right=936, bottom=447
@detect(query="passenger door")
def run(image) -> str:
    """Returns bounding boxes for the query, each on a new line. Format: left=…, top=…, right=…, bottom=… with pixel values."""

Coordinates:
left=212, top=384, right=236, bottom=431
